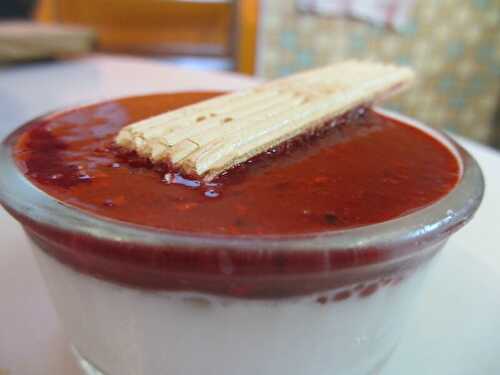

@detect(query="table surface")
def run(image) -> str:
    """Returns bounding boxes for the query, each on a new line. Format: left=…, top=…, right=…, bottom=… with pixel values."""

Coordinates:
left=1, top=55, right=499, bottom=375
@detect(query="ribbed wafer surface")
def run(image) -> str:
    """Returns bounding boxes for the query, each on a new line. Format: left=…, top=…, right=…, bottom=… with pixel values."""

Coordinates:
left=116, top=60, right=415, bottom=180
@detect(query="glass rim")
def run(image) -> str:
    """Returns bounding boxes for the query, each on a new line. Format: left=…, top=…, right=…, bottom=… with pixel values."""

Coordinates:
left=0, top=100, right=484, bottom=258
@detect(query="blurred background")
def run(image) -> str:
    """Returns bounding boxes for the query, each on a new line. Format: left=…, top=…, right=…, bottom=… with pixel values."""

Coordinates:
left=1, top=0, right=499, bottom=148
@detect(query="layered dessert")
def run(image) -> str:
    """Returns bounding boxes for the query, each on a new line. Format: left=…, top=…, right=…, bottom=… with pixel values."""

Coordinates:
left=0, top=61, right=483, bottom=375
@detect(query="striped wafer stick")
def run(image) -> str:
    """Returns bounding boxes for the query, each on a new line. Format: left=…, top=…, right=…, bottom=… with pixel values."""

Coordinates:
left=116, top=60, right=415, bottom=181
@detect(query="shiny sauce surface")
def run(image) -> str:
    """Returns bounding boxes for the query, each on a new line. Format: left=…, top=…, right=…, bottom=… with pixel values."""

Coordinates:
left=14, top=92, right=460, bottom=235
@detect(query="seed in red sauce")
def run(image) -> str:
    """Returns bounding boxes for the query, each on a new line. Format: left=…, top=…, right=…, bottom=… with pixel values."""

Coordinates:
left=274, top=182, right=290, bottom=189
left=324, top=213, right=338, bottom=225
left=359, top=283, right=378, bottom=298
left=103, top=199, right=114, bottom=208
left=333, top=290, right=352, bottom=301
left=316, top=296, right=328, bottom=304
left=233, top=218, right=246, bottom=228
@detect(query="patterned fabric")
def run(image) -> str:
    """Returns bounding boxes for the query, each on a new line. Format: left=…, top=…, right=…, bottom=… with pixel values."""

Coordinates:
left=258, top=0, right=500, bottom=144
left=296, top=0, right=417, bottom=30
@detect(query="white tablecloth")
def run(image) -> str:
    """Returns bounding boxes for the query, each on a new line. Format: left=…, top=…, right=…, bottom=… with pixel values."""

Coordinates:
left=1, top=55, right=499, bottom=375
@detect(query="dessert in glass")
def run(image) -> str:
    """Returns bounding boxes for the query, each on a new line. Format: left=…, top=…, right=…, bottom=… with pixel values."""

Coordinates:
left=0, top=64, right=484, bottom=375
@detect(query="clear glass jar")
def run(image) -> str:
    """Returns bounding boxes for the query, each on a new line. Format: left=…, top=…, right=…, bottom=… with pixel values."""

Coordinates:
left=0, top=107, right=484, bottom=375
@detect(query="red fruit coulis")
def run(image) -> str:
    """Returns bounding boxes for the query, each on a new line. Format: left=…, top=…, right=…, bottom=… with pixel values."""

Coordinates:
left=11, top=92, right=460, bottom=298
left=14, top=92, right=459, bottom=235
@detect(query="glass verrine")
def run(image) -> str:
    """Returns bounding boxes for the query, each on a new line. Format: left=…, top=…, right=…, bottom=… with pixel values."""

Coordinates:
left=0, top=103, right=484, bottom=375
